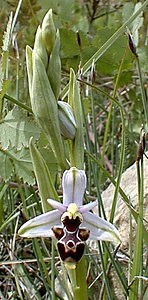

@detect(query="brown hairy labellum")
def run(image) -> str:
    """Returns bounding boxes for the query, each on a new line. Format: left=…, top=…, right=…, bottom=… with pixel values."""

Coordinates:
left=52, top=215, right=90, bottom=262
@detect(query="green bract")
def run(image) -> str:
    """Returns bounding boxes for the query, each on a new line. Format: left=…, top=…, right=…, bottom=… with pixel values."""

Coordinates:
left=58, top=101, right=77, bottom=140
left=34, top=26, right=48, bottom=68
left=68, top=69, right=84, bottom=169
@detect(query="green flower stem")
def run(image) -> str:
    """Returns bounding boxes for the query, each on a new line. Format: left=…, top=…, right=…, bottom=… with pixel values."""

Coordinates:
left=65, top=258, right=88, bottom=300
left=104, top=243, right=128, bottom=296
left=61, top=0, right=148, bottom=99
left=0, top=182, right=8, bottom=227
left=60, top=263, right=73, bottom=300
left=99, top=47, right=127, bottom=189
left=17, top=177, right=29, bottom=219
left=67, top=267, right=77, bottom=293
left=98, top=242, right=113, bottom=300
left=51, top=240, right=56, bottom=300
left=33, top=239, right=51, bottom=295
left=75, top=258, right=88, bottom=300
left=129, top=157, right=144, bottom=300
left=0, top=14, right=12, bottom=118
left=81, top=97, right=104, bottom=218
left=11, top=0, right=23, bottom=35
left=90, top=89, right=98, bottom=160
left=68, top=68, right=88, bottom=298
left=136, top=58, right=148, bottom=130
left=4, top=93, right=33, bottom=113
left=98, top=101, right=113, bottom=187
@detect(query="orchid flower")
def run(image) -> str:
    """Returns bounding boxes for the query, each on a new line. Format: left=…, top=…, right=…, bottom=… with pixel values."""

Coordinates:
left=18, top=167, right=121, bottom=262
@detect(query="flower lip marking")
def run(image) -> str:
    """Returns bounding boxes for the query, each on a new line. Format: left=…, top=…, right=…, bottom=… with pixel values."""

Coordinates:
left=53, top=203, right=89, bottom=262
left=62, top=216, right=82, bottom=232
left=53, top=225, right=90, bottom=263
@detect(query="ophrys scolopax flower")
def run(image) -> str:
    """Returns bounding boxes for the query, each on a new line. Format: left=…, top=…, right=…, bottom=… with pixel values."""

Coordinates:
left=18, top=167, right=121, bottom=263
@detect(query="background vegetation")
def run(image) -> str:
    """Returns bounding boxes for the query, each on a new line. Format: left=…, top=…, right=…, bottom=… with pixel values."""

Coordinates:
left=0, top=0, right=147, bottom=299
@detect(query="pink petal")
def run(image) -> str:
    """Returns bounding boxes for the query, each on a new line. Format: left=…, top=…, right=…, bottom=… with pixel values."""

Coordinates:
left=18, top=210, right=62, bottom=238
left=62, top=167, right=86, bottom=206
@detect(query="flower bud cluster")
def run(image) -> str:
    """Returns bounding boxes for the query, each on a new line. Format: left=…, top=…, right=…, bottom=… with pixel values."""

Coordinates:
left=26, top=9, right=77, bottom=169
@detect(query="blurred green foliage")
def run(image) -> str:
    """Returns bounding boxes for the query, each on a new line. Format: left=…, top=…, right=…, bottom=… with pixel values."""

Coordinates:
left=0, top=2, right=147, bottom=297
left=0, top=0, right=147, bottom=182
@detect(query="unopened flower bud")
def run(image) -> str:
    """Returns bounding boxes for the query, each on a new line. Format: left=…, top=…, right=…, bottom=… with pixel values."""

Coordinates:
left=136, top=128, right=145, bottom=163
left=126, top=27, right=138, bottom=58
left=34, top=26, right=48, bottom=68
left=47, top=30, right=61, bottom=99
left=58, top=101, right=77, bottom=140
left=41, top=9, right=56, bottom=56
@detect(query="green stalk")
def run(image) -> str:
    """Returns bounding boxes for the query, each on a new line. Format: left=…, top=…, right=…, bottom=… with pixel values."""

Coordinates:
left=104, top=243, right=128, bottom=296
left=60, top=263, right=73, bottom=300
left=65, top=258, right=88, bottom=300
left=98, top=101, right=113, bottom=187
left=33, top=239, right=51, bottom=295
left=128, top=198, right=133, bottom=287
left=99, top=47, right=126, bottom=193
left=0, top=182, right=8, bottom=227
left=75, top=258, right=88, bottom=300
left=98, top=242, right=113, bottom=300
left=11, top=0, right=23, bottom=35
left=67, top=267, right=78, bottom=299
left=90, top=89, right=98, bottom=160
left=81, top=96, right=103, bottom=217
left=136, top=58, right=148, bottom=130
left=4, top=94, right=33, bottom=113
left=17, top=177, right=29, bottom=219
left=129, top=157, right=144, bottom=300
left=51, top=240, right=56, bottom=300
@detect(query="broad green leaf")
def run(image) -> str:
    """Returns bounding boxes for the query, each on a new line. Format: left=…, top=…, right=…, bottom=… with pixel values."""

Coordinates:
left=0, top=108, right=40, bottom=149
left=58, top=0, right=74, bottom=22
left=13, top=147, right=35, bottom=185
left=0, top=151, right=13, bottom=180
left=122, top=2, right=134, bottom=24
left=0, top=147, right=34, bottom=184
left=92, top=28, right=133, bottom=75
left=137, top=46, right=148, bottom=72
left=60, top=28, right=80, bottom=58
